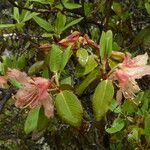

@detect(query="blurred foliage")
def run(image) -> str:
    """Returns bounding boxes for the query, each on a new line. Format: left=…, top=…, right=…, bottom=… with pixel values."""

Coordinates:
left=0, top=0, right=150, bottom=150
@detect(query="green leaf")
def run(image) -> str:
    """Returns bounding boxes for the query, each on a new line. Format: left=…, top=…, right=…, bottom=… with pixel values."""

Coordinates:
left=100, top=31, right=106, bottom=60
left=9, top=77, right=23, bottom=89
left=60, top=46, right=72, bottom=71
left=140, top=90, right=150, bottom=113
left=33, top=15, right=53, bottom=32
left=24, top=106, right=40, bottom=134
left=28, top=61, right=44, bottom=75
left=61, top=76, right=72, bottom=86
left=17, top=55, right=26, bottom=69
left=42, top=69, right=49, bottom=78
left=2, top=56, right=12, bottom=68
left=22, top=12, right=39, bottom=23
left=122, top=100, right=137, bottom=114
left=134, top=91, right=144, bottom=104
left=92, top=80, right=114, bottom=121
left=109, top=100, right=121, bottom=114
left=113, top=42, right=121, bottom=51
left=144, top=114, right=150, bottom=144
left=63, top=3, right=82, bottom=9
left=106, top=118, right=125, bottom=134
left=49, top=44, right=63, bottom=72
left=100, top=30, right=113, bottom=60
left=15, top=23, right=25, bottom=29
left=20, top=3, right=39, bottom=23
left=11, top=55, right=17, bottom=68
left=76, top=55, right=98, bottom=77
left=0, top=24, right=16, bottom=29
left=55, top=90, right=83, bottom=127
left=13, top=7, right=20, bottom=23
left=0, top=62, right=5, bottom=75
left=105, top=30, right=113, bottom=58
left=37, top=107, right=49, bottom=131
left=76, top=48, right=89, bottom=67
left=84, top=3, right=92, bottom=17
left=63, top=17, right=83, bottom=31
left=55, top=12, right=66, bottom=33
left=112, top=2, right=122, bottom=16
left=75, top=69, right=98, bottom=95
left=145, top=3, right=150, bottom=15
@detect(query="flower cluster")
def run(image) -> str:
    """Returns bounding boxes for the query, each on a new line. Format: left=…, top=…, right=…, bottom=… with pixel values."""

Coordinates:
left=109, top=53, right=150, bottom=101
left=0, top=69, right=54, bottom=118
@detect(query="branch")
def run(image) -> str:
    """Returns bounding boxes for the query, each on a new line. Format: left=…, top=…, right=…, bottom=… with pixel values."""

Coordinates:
left=8, top=0, right=58, bottom=13
left=8, top=0, right=84, bottom=16
left=0, top=86, right=16, bottom=112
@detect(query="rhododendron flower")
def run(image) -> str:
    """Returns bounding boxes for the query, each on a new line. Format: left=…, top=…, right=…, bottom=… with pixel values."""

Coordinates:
left=109, top=53, right=150, bottom=101
left=15, top=77, right=54, bottom=118
left=6, top=69, right=54, bottom=118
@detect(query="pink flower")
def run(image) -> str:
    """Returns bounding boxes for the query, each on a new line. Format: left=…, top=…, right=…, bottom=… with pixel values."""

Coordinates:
left=6, top=69, right=54, bottom=118
left=109, top=53, right=150, bottom=100
left=15, top=77, right=54, bottom=118
left=0, top=76, right=8, bottom=88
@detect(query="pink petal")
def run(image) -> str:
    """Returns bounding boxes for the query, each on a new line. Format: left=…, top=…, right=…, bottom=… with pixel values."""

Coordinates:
left=122, top=53, right=134, bottom=68
left=115, top=70, right=129, bottom=85
left=124, top=66, right=150, bottom=79
left=33, top=77, right=50, bottom=100
left=122, top=53, right=149, bottom=68
left=0, top=76, right=8, bottom=88
left=15, top=83, right=38, bottom=108
left=132, top=53, right=148, bottom=66
left=7, top=68, right=30, bottom=84
left=119, top=79, right=140, bottom=99
left=42, top=95, right=54, bottom=118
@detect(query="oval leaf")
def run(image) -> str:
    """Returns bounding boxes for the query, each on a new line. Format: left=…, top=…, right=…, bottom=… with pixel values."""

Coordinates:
left=63, top=17, right=83, bottom=31
left=145, top=3, right=150, bottom=15
left=100, top=31, right=106, bottom=60
left=75, top=69, right=98, bottom=95
left=55, top=12, right=66, bottom=33
left=63, top=3, right=82, bottom=10
left=0, top=24, right=16, bottom=29
left=100, top=30, right=113, bottom=60
left=106, top=118, right=125, bottom=134
left=76, top=55, right=98, bottom=77
left=17, top=55, right=26, bottom=69
left=24, top=106, right=40, bottom=134
left=60, top=46, right=72, bottom=71
left=33, top=15, right=53, bottom=32
left=92, top=80, right=114, bottom=121
left=105, top=30, right=113, bottom=58
left=9, top=77, right=23, bottom=89
left=37, top=107, right=49, bottom=131
left=28, top=61, right=44, bottom=75
left=55, top=90, right=83, bottom=127
left=49, top=44, right=63, bottom=72
left=76, top=48, right=89, bottom=67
